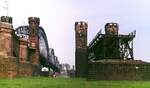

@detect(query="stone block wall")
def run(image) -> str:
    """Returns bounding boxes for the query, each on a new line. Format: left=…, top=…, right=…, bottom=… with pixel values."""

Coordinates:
left=88, top=60, right=150, bottom=80
left=18, top=62, right=40, bottom=77
left=0, top=56, right=18, bottom=78
left=0, top=19, right=13, bottom=56
left=75, top=48, right=88, bottom=77
left=18, top=62, right=32, bottom=77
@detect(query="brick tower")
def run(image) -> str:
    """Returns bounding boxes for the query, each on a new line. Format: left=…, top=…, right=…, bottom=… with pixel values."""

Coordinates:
left=0, top=16, right=13, bottom=56
left=75, top=21, right=88, bottom=77
left=28, top=17, right=40, bottom=65
left=0, top=16, right=17, bottom=77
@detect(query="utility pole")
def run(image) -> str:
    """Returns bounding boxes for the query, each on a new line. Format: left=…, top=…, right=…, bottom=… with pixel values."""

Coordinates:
left=0, top=0, right=9, bottom=16
left=4, top=0, right=8, bottom=16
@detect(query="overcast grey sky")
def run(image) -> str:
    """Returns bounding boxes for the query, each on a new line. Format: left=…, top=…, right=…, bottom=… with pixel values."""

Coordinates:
left=0, top=0, right=150, bottom=65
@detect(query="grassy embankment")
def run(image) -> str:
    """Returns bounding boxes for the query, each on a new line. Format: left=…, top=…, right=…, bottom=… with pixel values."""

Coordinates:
left=0, top=77, right=150, bottom=88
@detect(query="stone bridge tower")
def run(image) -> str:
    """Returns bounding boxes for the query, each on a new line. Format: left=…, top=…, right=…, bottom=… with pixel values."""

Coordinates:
left=0, top=16, right=13, bottom=56
left=0, top=16, right=17, bottom=77
left=75, top=21, right=88, bottom=77
left=28, top=17, right=40, bottom=65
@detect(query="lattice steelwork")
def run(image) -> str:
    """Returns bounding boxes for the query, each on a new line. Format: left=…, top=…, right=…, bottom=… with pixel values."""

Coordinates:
left=88, top=23, right=136, bottom=60
left=15, top=26, right=60, bottom=71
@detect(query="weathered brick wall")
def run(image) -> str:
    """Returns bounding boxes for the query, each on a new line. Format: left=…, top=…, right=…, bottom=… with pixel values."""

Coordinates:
left=32, top=64, right=41, bottom=76
left=28, top=17, right=40, bottom=65
left=18, top=62, right=33, bottom=77
left=88, top=60, right=150, bottom=80
left=0, top=22, right=13, bottom=56
left=19, top=38, right=28, bottom=62
left=0, top=56, right=18, bottom=78
left=18, top=62, right=40, bottom=77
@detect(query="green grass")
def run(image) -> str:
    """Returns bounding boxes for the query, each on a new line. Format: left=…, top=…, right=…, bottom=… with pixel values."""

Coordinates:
left=0, top=77, right=150, bottom=88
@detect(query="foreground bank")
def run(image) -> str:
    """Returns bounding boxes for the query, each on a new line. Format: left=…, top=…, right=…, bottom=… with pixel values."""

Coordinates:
left=0, top=77, right=150, bottom=88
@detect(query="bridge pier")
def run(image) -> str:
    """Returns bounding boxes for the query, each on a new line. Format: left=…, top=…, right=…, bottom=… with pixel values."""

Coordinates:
left=0, top=16, right=59, bottom=78
left=75, top=22, right=88, bottom=77
left=18, top=17, right=41, bottom=77
left=0, top=16, right=13, bottom=56
left=19, top=38, right=28, bottom=62
left=0, top=16, right=18, bottom=78
left=28, top=17, right=40, bottom=65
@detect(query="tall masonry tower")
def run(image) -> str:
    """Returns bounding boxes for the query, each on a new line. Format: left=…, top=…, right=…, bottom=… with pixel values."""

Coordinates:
left=0, top=16, right=13, bottom=56
left=75, top=21, right=88, bottom=77
left=28, top=17, right=40, bottom=65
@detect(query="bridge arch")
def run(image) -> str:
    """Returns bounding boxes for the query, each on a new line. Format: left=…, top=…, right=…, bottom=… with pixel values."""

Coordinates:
left=15, top=25, right=59, bottom=71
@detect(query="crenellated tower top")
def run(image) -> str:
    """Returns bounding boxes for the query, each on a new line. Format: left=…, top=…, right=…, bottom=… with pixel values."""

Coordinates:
left=28, top=17, right=40, bottom=36
left=0, top=16, right=12, bottom=24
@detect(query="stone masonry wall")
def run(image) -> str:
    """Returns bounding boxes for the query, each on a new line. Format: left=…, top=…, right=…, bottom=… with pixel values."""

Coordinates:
left=88, top=60, right=150, bottom=80
left=0, top=55, right=18, bottom=78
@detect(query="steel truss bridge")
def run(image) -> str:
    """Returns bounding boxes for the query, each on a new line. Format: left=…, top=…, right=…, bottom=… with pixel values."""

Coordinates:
left=15, top=25, right=60, bottom=72
left=88, top=28, right=136, bottom=60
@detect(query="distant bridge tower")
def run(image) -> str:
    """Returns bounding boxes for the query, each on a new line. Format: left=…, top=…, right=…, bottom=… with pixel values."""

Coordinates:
left=75, top=21, right=88, bottom=77
left=28, top=17, right=40, bottom=65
